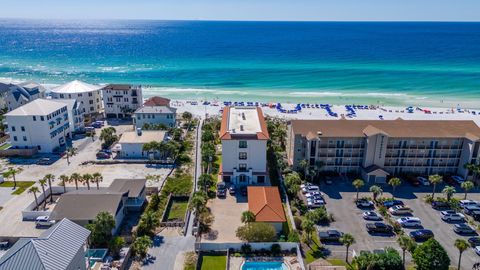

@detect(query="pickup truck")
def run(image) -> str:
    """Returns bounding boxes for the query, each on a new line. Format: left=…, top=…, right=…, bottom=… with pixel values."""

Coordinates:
left=319, top=230, right=343, bottom=242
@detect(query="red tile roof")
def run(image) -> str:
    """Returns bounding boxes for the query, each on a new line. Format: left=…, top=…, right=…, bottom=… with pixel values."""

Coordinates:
left=248, top=186, right=286, bottom=223
left=143, top=96, right=171, bottom=107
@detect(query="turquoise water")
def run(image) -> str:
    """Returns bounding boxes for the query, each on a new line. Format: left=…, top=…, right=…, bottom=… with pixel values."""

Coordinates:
left=85, top=248, right=108, bottom=267
left=242, top=261, right=289, bottom=270
left=1, top=20, right=480, bottom=107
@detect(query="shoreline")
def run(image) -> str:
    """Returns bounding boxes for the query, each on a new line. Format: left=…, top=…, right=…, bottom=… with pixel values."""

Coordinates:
left=169, top=99, right=480, bottom=126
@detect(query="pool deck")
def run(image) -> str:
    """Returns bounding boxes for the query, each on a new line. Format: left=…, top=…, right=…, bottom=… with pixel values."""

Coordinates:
left=229, top=256, right=301, bottom=270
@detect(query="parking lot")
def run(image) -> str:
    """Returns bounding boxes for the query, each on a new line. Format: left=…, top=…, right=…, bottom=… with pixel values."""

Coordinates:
left=318, top=178, right=480, bottom=268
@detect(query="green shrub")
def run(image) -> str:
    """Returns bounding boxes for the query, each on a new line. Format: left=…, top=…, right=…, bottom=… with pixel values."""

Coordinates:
left=270, top=244, right=281, bottom=255
left=241, top=243, right=252, bottom=255
left=293, top=216, right=303, bottom=229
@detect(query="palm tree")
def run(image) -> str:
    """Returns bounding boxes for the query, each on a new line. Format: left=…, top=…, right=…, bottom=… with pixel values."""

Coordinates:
left=429, top=174, right=443, bottom=199
left=298, top=159, right=309, bottom=177
left=241, top=211, right=256, bottom=224
left=92, top=172, right=103, bottom=190
left=65, top=146, right=77, bottom=165
left=302, top=219, right=315, bottom=245
left=3, top=167, right=23, bottom=189
left=352, top=179, right=364, bottom=201
left=461, top=181, right=474, bottom=199
left=189, top=192, right=207, bottom=214
left=369, top=185, right=383, bottom=201
left=70, top=173, right=81, bottom=190
left=28, top=186, right=40, bottom=210
left=82, top=174, right=92, bottom=190
left=39, top=179, right=47, bottom=209
left=464, top=163, right=480, bottom=183
left=198, top=174, right=215, bottom=193
left=44, top=174, right=55, bottom=203
left=59, top=175, right=69, bottom=193
left=455, top=239, right=469, bottom=270
left=397, top=235, right=416, bottom=266
left=340, top=233, right=355, bottom=263
left=442, top=185, right=456, bottom=201
left=388, top=177, right=401, bottom=198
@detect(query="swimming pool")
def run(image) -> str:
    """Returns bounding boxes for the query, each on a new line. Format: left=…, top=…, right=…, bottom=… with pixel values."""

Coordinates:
left=85, top=248, right=108, bottom=268
left=242, top=261, right=289, bottom=270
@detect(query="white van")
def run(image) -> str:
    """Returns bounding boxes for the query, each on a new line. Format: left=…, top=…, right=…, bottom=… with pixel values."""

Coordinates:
left=35, top=216, right=55, bottom=227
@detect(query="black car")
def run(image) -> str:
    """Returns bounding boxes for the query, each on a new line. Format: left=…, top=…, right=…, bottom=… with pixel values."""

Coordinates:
left=468, top=237, right=480, bottom=247
left=383, top=200, right=404, bottom=208
left=409, top=229, right=434, bottom=241
left=454, top=224, right=477, bottom=235
left=431, top=201, right=450, bottom=210
left=319, top=230, right=343, bottom=242
left=366, top=222, right=393, bottom=234
left=472, top=212, right=480, bottom=222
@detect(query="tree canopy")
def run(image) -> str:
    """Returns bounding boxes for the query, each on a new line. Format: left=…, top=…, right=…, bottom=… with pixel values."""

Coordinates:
left=86, top=212, right=116, bottom=247
left=413, top=238, right=450, bottom=270
left=236, top=222, right=277, bottom=242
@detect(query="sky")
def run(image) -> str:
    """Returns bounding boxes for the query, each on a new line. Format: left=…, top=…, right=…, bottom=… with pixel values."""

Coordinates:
left=0, top=0, right=479, bottom=21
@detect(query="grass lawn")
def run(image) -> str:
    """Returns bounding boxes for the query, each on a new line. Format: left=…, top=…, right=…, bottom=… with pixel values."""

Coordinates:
left=167, top=200, right=188, bottom=221
left=0, top=143, right=11, bottom=150
left=304, top=234, right=325, bottom=264
left=0, top=181, right=35, bottom=195
left=328, top=259, right=353, bottom=269
left=200, top=255, right=226, bottom=270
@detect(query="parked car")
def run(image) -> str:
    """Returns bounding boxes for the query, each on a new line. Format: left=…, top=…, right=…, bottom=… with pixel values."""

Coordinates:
left=363, top=211, right=382, bottom=221
left=228, top=185, right=236, bottom=195
left=319, top=230, right=343, bottom=242
left=444, top=175, right=458, bottom=185
left=388, top=205, right=413, bottom=215
left=464, top=205, right=480, bottom=215
left=441, top=211, right=465, bottom=222
left=305, top=191, right=322, bottom=199
left=216, top=182, right=227, bottom=198
left=241, top=186, right=248, bottom=196
left=475, top=246, right=480, bottom=256
left=307, top=200, right=325, bottom=208
left=91, top=121, right=104, bottom=128
left=468, top=237, right=480, bottom=247
left=366, top=222, right=393, bottom=234
left=409, top=229, right=434, bottom=241
left=453, top=224, right=477, bottom=235
left=459, top=200, right=479, bottom=209
left=35, top=216, right=55, bottom=228
left=356, top=199, right=374, bottom=208
left=96, top=151, right=111, bottom=159
left=397, top=217, right=421, bottom=228
left=451, top=175, right=465, bottom=184
left=383, top=200, right=404, bottom=208
left=37, top=158, right=53, bottom=165
left=431, top=201, right=450, bottom=210
left=302, top=185, right=320, bottom=194
left=405, top=175, right=420, bottom=187
left=417, top=176, right=430, bottom=186
left=472, top=212, right=480, bottom=221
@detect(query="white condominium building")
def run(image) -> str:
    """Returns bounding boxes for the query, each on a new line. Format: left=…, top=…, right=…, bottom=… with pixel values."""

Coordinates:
left=219, top=106, right=270, bottom=185
left=5, top=99, right=70, bottom=153
left=102, top=84, right=143, bottom=118
left=51, top=80, right=103, bottom=119
left=0, top=81, right=47, bottom=112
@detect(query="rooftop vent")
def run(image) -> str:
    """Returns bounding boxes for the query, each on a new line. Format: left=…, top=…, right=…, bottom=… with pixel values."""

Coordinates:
left=317, top=131, right=323, bottom=137
left=240, top=125, right=244, bottom=131
left=137, top=128, right=142, bottom=136
left=241, top=112, right=246, bottom=120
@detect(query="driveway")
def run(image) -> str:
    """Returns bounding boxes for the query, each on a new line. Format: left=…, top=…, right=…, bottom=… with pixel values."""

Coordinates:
left=0, top=188, right=14, bottom=206
left=144, top=235, right=195, bottom=270
left=203, top=193, right=247, bottom=242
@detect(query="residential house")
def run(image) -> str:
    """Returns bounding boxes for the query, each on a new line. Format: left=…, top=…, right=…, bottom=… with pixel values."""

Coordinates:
left=133, top=106, right=176, bottom=129
left=143, top=96, right=171, bottom=107
left=247, top=186, right=287, bottom=232
left=219, top=106, right=269, bottom=185
left=0, top=218, right=90, bottom=270
left=287, top=119, right=480, bottom=183
left=4, top=99, right=70, bottom=153
left=52, top=99, right=85, bottom=133
left=1, top=81, right=47, bottom=112
left=50, top=80, right=103, bottom=122
left=117, top=129, right=166, bottom=159
left=102, top=84, right=143, bottom=118
left=108, top=178, right=147, bottom=210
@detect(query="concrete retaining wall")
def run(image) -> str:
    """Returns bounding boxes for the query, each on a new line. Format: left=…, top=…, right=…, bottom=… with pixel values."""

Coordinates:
left=0, top=147, right=38, bottom=157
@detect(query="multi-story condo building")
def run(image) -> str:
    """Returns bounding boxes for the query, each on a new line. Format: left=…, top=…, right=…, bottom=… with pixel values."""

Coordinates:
left=0, top=81, right=47, bottom=112
left=50, top=80, right=103, bottom=121
left=219, top=106, right=270, bottom=185
left=102, top=84, right=143, bottom=118
left=5, top=99, right=70, bottom=153
left=287, top=119, right=480, bottom=183
left=133, top=96, right=177, bottom=129
left=53, top=99, right=85, bottom=133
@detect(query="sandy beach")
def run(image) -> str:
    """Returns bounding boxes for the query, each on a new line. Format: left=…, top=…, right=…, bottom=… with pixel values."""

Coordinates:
left=170, top=99, right=480, bottom=126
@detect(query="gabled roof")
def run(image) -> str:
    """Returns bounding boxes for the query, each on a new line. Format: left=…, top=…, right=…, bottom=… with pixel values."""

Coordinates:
left=0, top=219, right=90, bottom=270
left=51, top=80, right=101, bottom=94
left=363, top=165, right=390, bottom=175
left=248, top=186, right=286, bottom=223
left=219, top=106, right=270, bottom=140
left=50, top=190, right=124, bottom=221
left=143, top=96, right=170, bottom=106
left=5, top=99, right=66, bottom=116
left=108, top=178, right=147, bottom=198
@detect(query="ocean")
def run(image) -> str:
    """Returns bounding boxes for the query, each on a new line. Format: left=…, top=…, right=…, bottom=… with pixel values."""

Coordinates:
left=0, top=19, right=480, bottom=107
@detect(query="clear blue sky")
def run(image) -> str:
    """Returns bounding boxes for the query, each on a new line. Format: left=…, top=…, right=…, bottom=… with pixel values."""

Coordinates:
left=1, top=0, right=479, bottom=21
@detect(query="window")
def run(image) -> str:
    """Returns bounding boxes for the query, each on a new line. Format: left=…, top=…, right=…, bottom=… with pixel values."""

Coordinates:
left=88, top=92, right=92, bottom=97
left=239, top=141, right=247, bottom=148
left=13, top=136, right=17, bottom=141
left=11, top=126, right=15, bottom=132
left=239, top=163, right=247, bottom=171
left=89, top=100, right=93, bottom=104
left=21, top=126, right=25, bottom=132
left=33, top=116, right=36, bottom=121
left=40, top=116, right=44, bottom=121
left=239, top=152, right=247, bottom=160
left=23, top=136, right=27, bottom=141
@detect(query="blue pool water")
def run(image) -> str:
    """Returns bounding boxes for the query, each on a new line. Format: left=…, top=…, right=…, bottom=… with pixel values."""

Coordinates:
left=242, top=261, right=289, bottom=270
left=85, top=248, right=108, bottom=267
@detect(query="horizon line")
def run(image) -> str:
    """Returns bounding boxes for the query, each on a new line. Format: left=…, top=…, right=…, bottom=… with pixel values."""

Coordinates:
left=1, top=17, right=480, bottom=23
